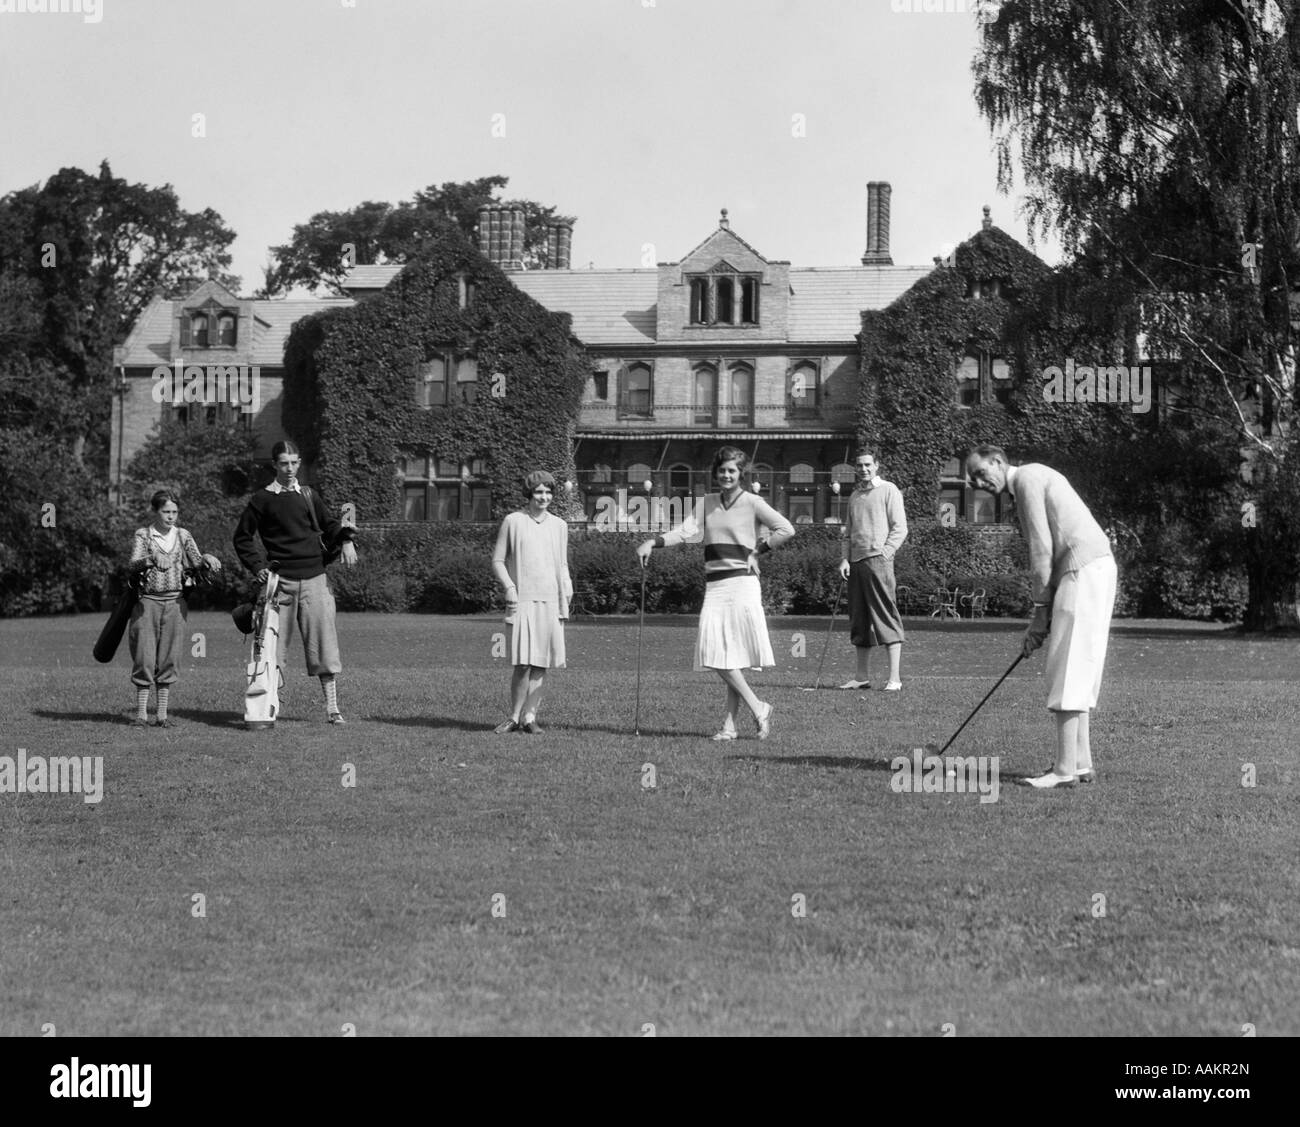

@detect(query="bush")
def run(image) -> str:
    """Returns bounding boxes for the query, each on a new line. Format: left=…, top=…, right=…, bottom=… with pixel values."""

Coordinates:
left=331, top=556, right=408, bottom=613
left=951, top=573, right=1033, bottom=617
left=414, top=549, right=500, bottom=613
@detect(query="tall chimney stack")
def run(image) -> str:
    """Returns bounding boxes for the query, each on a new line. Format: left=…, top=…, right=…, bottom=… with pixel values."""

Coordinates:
left=861, top=181, right=893, bottom=266
left=555, top=220, right=573, bottom=269
left=505, top=207, right=525, bottom=271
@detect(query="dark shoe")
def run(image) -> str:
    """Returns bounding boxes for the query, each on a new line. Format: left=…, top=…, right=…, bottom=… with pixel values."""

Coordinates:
left=522, top=720, right=543, bottom=735
left=327, top=712, right=346, bottom=725
left=155, top=718, right=173, bottom=729
left=1075, top=768, right=1097, bottom=784
left=132, top=718, right=150, bottom=728
left=755, top=702, right=773, bottom=740
left=493, top=719, right=520, bottom=734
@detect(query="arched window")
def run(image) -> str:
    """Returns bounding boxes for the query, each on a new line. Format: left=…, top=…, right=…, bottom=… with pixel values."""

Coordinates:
left=627, top=463, right=653, bottom=491
left=788, top=362, right=819, bottom=417
left=620, top=363, right=653, bottom=418
left=668, top=463, right=693, bottom=496
left=191, top=314, right=209, bottom=348
left=591, top=463, right=612, bottom=483
left=991, top=357, right=1012, bottom=404
left=728, top=362, right=753, bottom=426
left=789, top=462, right=815, bottom=485
left=693, top=364, right=717, bottom=425
left=740, top=277, right=759, bottom=323
left=751, top=462, right=775, bottom=496
left=217, top=314, right=236, bottom=346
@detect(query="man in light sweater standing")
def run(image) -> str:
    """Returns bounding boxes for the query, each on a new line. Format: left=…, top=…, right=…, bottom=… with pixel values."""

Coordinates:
left=965, top=444, right=1117, bottom=788
left=837, top=449, right=909, bottom=691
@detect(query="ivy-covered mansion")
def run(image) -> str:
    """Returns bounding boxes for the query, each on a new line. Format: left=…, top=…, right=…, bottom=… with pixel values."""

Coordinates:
left=112, top=184, right=1077, bottom=528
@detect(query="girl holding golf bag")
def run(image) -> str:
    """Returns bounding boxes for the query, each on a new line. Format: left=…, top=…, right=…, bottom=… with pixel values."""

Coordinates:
left=636, top=447, right=794, bottom=741
left=491, top=470, right=573, bottom=734
left=126, top=489, right=222, bottom=727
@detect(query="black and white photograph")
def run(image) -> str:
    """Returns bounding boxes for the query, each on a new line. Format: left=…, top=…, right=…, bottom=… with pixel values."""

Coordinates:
left=0, top=0, right=1295, bottom=1092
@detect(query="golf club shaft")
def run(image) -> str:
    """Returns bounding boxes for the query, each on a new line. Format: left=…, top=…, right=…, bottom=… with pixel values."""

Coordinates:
left=937, top=652, right=1024, bottom=756
left=634, top=563, right=647, bottom=732
left=812, top=578, right=846, bottom=690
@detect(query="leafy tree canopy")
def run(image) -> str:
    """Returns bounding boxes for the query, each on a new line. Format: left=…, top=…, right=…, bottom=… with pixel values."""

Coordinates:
left=260, top=175, right=575, bottom=297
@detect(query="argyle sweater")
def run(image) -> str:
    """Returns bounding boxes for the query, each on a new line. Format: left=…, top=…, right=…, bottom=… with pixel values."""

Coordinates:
left=658, top=491, right=795, bottom=581
left=234, top=484, right=353, bottom=581
left=129, top=526, right=204, bottom=596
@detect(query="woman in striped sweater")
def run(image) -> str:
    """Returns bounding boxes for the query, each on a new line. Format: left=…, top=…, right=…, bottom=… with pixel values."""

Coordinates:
left=636, top=447, right=795, bottom=740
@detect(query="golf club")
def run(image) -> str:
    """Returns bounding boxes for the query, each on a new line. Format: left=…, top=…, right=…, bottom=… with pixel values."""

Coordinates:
left=801, top=577, right=847, bottom=691
left=633, top=557, right=647, bottom=735
left=931, top=651, right=1024, bottom=756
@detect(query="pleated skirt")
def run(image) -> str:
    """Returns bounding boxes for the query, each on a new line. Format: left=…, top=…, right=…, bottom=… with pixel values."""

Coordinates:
left=511, top=600, right=566, bottom=669
left=694, top=574, right=775, bottom=671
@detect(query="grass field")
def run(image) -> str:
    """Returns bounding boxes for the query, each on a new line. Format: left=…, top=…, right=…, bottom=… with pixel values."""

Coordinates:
left=1, top=611, right=1297, bottom=1036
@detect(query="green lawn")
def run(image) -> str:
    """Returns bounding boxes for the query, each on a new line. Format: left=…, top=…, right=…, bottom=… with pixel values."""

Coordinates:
left=0, top=612, right=1296, bottom=1036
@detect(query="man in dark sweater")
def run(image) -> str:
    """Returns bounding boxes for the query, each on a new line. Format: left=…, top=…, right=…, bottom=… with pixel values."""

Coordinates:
left=234, top=440, right=358, bottom=723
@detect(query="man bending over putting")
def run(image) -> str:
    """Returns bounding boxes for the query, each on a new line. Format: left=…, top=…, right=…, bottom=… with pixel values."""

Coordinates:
left=965, top=445, right=1117, bottom=788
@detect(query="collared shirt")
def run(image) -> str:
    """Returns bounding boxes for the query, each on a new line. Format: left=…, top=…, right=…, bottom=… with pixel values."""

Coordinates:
left=266, top=480, right=303, bottom=494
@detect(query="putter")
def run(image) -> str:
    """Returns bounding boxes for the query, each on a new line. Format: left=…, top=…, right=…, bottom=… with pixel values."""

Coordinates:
left=931, top=652, right=1024, bottom=755
left=801, top=577, right=847, bottom=691
left=633, top=558, right=648, bottom=735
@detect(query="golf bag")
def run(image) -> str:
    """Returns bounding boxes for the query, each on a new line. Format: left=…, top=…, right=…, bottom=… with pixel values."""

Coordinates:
left=243, top=572, right=282, bottom=730
left=92, top=572, right=145, bottom=664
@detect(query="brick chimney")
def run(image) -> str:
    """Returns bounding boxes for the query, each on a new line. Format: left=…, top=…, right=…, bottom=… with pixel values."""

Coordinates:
left=861, top=181, right=894, bottom=266
left=476, top=205, right=526, bottom=270
left=545, top=220, right=574, bottom=269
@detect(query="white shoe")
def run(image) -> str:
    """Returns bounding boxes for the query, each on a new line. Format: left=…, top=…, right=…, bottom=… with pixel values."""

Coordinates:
left=838, top=679, right=871, bottom=690
left=1020, top=770, right=1077, bottom=789
left=883, top=680, right=902, bottom=692
left=711, top=727, right=738, bottom=742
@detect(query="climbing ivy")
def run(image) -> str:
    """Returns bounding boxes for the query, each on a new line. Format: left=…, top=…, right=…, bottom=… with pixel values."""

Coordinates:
left=282, top=227, right=588, bottom=522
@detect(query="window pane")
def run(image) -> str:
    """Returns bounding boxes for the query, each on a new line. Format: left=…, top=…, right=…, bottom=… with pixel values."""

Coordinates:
left=436, top=458, right=459, bottom=478
left=789, top=496, right=815, bottom=524
left=592, top=463, right=612, bottom=483
left=789, top=462, right=815, bottom=485
left=741, top=278, right=758, bottom=323
left=421, top=358, right=447, bottom=407
left=669, top=465, right=691, bottom=494
left=192, top=315, right=208, bottom=347
left=938, top=488, right=963, bottom=523
left=694, top=367, right=715, bottom=423
left=623, top=364, right=652, bottom=416
left=435, top=485, right=461, bottom=521
left=218, top=315, right=236, bottom=345
left=970, top=489, right=999, bottom=524
left=690, top=278, right=707, bottom=324
left=470, top=487, right=492, bottom=522
left=403, top=486, right=427, bottom=521
left=593, top=371, right=608, bottom=400
left=627, top=463, right=653, bottom=488
left=991, top=358, right=1010, bottom=380
left=715, top=277, right=734, bottom=323
left=729, top=366, right=752, bottom=425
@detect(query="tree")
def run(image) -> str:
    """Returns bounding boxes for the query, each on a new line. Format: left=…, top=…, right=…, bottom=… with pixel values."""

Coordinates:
left=260, top=176, right=575, bottom=297
left=0, top=161, right=239, bottom=469
left=974, top=0, right=1300, bottom=629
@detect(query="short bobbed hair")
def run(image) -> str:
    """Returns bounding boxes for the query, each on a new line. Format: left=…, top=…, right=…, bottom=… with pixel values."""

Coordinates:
left=711, top=446, right=749, bottom=478
left=150, top=489, right=179, bottom=511
left=270, top=440, right=301, bottom=462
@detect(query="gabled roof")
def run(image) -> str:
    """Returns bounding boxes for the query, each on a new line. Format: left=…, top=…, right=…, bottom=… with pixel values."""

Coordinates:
left=114, top=295, right=354, bottom=367
left=676, top=222, right=770, bottom=267
left=339, top=262, right=934, bottom=345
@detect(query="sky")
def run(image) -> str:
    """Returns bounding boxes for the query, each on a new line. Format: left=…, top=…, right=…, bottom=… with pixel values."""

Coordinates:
left=0, top=0, right=1059, bottom=294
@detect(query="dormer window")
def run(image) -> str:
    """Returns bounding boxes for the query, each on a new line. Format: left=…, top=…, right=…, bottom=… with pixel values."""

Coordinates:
left=181, top=298, right=238, bottom=348
left=688, top=271, right=760, bottom=326
left=966, top=278, right=1002, bottom=300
